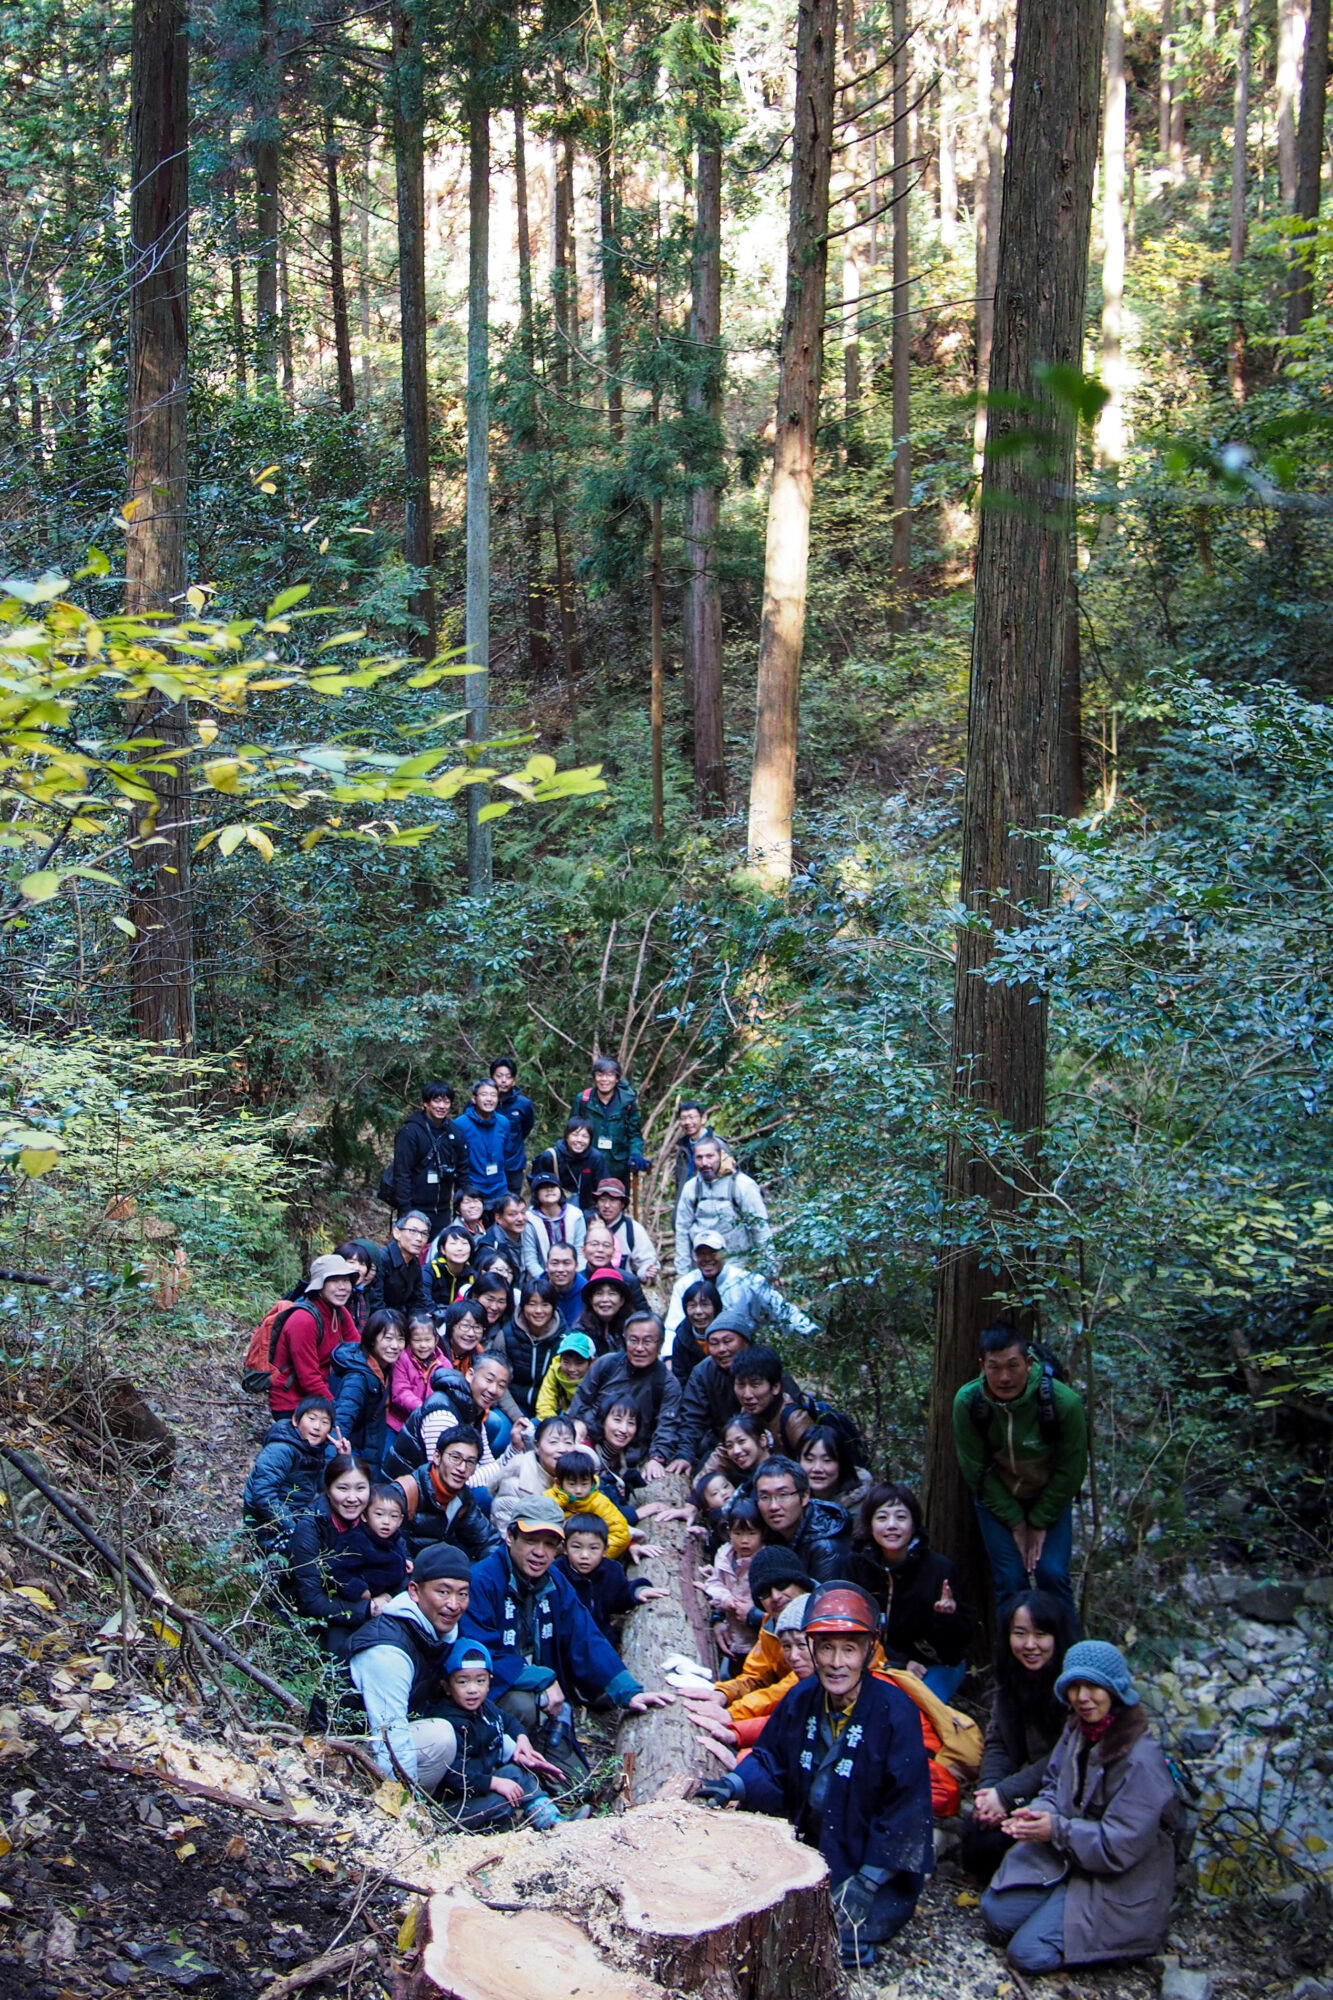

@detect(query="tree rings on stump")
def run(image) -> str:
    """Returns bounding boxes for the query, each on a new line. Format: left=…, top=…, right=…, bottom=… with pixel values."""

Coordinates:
left=411, top=1799, right=845, bottom=2000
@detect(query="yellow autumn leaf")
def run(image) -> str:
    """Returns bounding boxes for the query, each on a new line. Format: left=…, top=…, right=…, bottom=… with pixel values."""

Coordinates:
left=372, top=1779, right=406, bottom=1820
left=955, top=1889, right=979, bottom=1908
left=89, top=1673, right=115, bottom=1692
left=176, top=1841, right=196, bottom=1861
left=396, top=1905, right=418, bottom=1953
left=14, top=1586, right=56, bottom=1611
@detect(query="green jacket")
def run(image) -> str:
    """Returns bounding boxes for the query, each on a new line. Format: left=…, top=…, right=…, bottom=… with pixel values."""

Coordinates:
left=952, top=1365, right=1088, bottom=1531
left=569, top=1081, right=645, bottom=1182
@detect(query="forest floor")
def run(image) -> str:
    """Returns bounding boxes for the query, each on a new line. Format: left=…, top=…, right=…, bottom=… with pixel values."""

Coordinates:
left=0, top=1330, right=1322, bottom=2000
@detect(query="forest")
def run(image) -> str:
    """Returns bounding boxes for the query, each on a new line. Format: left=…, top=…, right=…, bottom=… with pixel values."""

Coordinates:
left=0, top=0, right=1331, bottom=1995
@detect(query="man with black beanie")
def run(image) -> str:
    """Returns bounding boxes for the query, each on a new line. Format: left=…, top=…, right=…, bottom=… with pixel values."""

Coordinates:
left=348, top=1543, right=471, bottom=1790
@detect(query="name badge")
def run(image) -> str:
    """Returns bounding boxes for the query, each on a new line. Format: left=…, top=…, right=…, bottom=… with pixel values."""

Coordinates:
left=485, top=1162, right=498, bottom=1175
left=426, top=1172, right=439, bottom=1185
left=598, top=1137, right=613, bottom=1150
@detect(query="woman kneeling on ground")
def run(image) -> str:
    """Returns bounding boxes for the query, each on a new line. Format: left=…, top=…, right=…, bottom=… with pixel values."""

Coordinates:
left=981, top=1640, right=1178, bottom=1976
left=962, top=1589, right=1075, bottom=1881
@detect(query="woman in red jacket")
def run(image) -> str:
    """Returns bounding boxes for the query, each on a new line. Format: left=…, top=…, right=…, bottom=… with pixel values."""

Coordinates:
left=268, top=1253, right=361, bottom=1415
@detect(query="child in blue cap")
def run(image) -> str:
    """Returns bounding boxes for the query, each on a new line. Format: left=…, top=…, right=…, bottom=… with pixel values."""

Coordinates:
left=430, top=1639, right=568, bottom=1829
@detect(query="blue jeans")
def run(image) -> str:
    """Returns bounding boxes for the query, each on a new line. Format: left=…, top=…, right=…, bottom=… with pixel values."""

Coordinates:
left=922, top=1662, right=967, bottom=1704
left=980, top=1880, right=1068, bottom=1973
left=975, top=1501, right=1079, bottom=1635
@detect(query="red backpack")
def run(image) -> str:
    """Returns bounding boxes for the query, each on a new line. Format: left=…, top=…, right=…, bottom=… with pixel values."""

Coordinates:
left=240, top=1300, right=304, bottom=1395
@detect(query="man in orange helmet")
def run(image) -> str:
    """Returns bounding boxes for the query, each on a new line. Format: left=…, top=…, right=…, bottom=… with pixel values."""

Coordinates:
left=697, top=1582, right=933, bottom=1969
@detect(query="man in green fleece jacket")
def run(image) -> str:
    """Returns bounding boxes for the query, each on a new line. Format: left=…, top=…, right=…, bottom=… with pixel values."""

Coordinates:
left=952, top=1323, right=1087, bottom=1632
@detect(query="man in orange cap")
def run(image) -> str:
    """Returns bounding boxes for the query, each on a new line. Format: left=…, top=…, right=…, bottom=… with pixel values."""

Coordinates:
left=697, top=1581, right=933, bottom=1969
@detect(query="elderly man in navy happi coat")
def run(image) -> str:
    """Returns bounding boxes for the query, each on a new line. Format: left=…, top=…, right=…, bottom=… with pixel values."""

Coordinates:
left=700, top=1582, right=932, bottom=1970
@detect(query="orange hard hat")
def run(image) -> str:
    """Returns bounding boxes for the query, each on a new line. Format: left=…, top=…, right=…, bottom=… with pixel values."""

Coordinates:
left=802, top=1583, right=878, bottom=1637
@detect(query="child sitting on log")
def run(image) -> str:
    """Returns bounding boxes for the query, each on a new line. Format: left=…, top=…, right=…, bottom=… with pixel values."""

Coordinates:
left=326, top=1481, right=411, bottom=1613
left=243, top=1393, right=336, bottom=1554
left=555, top=1513, right=666, bottom=1643
left=697, top=1495, right=764, bottom=1671
left=546, top=1449, right=632, bottom=1559
left=431, top=1640, right=568, bottom=1830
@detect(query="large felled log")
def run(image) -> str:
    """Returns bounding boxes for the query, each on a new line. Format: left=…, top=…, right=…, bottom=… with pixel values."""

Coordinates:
left=412, top=1799, right=844, bottom=2000
left=616, top=1474, right=719, bottom=1806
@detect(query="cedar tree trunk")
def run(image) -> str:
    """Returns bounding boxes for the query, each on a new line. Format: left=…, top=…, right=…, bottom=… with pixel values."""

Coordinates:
left=126, top=0, right=195, bottom=1049
left=465, top=99, right=492, bottom=897
left=324, top=116, right=356, bottom=415
left=392, top=0, right=437, bottom=656
left=689, top=0, right=726, bottom=815
left=924, top=0, right=1108, bottom=1601
left=1288, top=0, right=1330, bottom=333
left=745, top=0, right=838, bottom=885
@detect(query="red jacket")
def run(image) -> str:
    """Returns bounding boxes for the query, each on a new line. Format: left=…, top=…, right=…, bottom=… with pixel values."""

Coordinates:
left=268, top=1297, right=359, bottom=1414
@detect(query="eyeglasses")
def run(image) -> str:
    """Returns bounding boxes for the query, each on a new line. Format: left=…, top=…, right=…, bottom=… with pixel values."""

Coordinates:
left=759, top=1485, right=800, bottom=1502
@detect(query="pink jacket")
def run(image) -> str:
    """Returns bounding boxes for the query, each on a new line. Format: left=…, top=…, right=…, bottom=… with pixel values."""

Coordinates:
left=387, top=1344, right=448, bottom=1430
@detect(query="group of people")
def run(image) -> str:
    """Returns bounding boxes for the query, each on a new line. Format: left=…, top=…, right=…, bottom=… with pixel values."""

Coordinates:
left=236, top=1060, right=1181, bottom=1979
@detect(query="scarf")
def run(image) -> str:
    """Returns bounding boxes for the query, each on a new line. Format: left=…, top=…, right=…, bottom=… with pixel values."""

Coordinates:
left=429, top=1462, right=464, bottom=1512
left=1077, top=1711, right=1115, bottom=1743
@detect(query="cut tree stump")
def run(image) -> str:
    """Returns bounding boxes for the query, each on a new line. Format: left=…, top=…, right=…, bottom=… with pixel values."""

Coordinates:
left=411, top=1799, right=845, bottom=2000
left=617, top=1474, right=719, bottom=1805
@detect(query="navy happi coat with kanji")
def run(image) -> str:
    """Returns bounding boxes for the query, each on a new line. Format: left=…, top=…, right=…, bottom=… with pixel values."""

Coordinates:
left=738, top=1673, right=934, bottom=1887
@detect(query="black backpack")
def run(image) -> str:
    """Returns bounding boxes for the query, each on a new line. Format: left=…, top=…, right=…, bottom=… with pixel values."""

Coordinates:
left=969, top=1341, right=1071, bottom=1446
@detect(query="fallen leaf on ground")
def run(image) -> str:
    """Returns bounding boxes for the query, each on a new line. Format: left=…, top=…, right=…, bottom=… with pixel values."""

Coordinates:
left=14, top=1587, right=56, bottom=1611
left=90, top=1672, right=115, bottom=1691
left=372, top=1779, right=406, bottom=1819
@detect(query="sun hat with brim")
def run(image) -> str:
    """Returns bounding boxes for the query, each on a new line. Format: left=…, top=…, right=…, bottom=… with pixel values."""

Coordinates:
left=691, top=1228, right=728, bottom=1251
left=558, top=1331, right=596, bottom=1360
left=1054, top=1639, right=1139, bottom=1706
left=306, top=1253, right=361, bottom=1293
left=584, top=1266, right=630, bottom=1295
left=511, top=1496, right=567, bottom=1538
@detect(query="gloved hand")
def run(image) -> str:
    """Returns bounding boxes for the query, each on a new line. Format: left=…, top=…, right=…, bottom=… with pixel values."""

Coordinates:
left=698, top=1774, right=742, bottom=1809
left=834, top=1873, right=877, bottom=1929
left=627, top=1156, right=651, bottom=1174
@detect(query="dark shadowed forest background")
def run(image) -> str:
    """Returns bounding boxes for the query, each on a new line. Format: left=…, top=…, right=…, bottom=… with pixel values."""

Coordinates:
left=0, top=0, right=1331, bottom=1906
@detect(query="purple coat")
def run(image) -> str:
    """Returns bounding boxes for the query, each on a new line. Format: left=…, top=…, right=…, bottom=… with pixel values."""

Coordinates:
left=990, top=1710, right=1177, bottom=1964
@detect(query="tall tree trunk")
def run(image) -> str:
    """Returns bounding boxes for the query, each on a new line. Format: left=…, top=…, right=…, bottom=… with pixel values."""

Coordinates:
left=597, top=55, right=623, bottom=442
left=465, top=100, right=492, bottom=897
left=1169, top=0, right=1186, bottom=170
left=939, top=30, right=958, bottom=251
left=392, top=0, right=436, bottom=656
left=513, top=102, right=551, bottom=679
left=226, top=174, right=247, bottom=396
left=1288, top=0, right=1330, bottom=333
left=972, top=0, right=1008, bottom=472
left=745, top=0, right=838, bottom=885
left=360, top=142, right=372, bottom=392
left=1059, top=574, right=1084, bottom=816
left=324, top=117, right=356, bottom=415
left=278, top=227, right=295, bottom=402
left=891, top=0, right=911, bottom=627
left=1159, top=0, right=1173, bottom=159
left=126, top=0, right=195, bottom=1050
left=1228, top=0, right=1249, bottom=402
left=651, top=494, right=665, bottom=841
left=1277, top=0, right=1307, bottom=207
left=1097, top=0, right=1126, bottom=470
left=839, top=0, right=863, bottom=463
left=552, top=128, right=577, bottom=388
left=924, top=0, right=1107, bottom=1607
left=689, top=0, right=726, bottom=815
left=254, top=0, right=279, bottom=391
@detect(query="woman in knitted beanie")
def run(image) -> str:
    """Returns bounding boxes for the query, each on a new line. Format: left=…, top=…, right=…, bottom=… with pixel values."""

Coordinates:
left=979, top=1639, right=1179, bottom=1974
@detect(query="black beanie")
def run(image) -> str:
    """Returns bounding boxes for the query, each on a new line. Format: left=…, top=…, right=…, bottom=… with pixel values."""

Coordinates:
left=748, top=1545, right=813, bottom=1604
left=412, top=1543, right=472, bottom=1584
